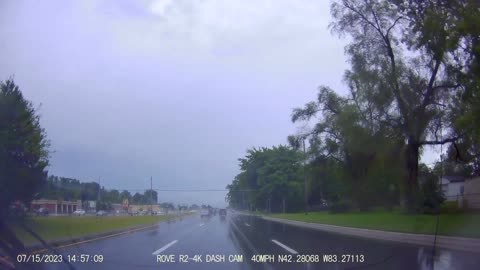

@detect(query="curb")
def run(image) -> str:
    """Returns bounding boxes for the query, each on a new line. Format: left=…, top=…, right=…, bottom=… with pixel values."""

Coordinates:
left=262, top=216, right=480, bottom=253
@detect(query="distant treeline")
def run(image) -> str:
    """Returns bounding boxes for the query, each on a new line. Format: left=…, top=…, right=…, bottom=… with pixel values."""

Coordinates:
left=40, top=175, right=158, bottom=205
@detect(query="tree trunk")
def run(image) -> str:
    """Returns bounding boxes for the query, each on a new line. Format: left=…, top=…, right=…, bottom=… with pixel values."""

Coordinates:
left=282, top=197, right=286, bottom=214
left=405, top=140, right=420, bottom=212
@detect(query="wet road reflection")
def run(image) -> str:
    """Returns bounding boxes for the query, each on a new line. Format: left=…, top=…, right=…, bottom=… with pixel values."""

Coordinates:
left=23, top=212, right=480, bottom=270
left=230, top=214, right=479, bottom=270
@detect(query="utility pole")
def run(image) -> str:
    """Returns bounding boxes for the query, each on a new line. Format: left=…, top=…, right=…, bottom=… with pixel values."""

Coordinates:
left=242, top=191, right=245, bottom=210
left=269, top=197, right=271, bottom=213
left=97, top=177, right=101, bottom=212
left=303, top=138, right=308, bottom=215
left=98, top=177, right=101, bottom=201
left=150, top=176, right=153, bottom=215
left=440, top=122, right=444, bottom=180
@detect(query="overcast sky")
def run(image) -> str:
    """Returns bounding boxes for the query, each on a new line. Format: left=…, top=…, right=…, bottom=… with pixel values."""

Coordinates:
left=0, top=0, right=441, bottom=207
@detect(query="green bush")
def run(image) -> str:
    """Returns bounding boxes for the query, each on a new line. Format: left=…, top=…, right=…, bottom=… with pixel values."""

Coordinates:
left=418, top=175, right=445, bottom=214
left=440, top=201, right=461, bottom=213
left=329, top=200, right=352, bottom=213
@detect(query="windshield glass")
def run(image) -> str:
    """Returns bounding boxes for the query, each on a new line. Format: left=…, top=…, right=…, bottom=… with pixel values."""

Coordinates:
left=1, top=1, right=480, bottom=270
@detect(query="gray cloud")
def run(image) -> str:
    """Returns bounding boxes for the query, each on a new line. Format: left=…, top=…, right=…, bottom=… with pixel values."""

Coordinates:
left=0, top=0, right=440, bottom=206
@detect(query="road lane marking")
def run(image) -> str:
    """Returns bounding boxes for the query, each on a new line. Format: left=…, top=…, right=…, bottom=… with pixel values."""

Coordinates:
left=152, top=240, right=178, bottom=255
left=199, top=223, right=204, bottom=226
left=271, top=239, right=298, bottom=254
left=245, top=223, right=251, bottom=227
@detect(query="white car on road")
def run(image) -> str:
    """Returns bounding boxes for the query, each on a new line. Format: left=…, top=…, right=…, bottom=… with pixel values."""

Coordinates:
left=96, top=210, right=108, bottom=216
left=73, top=209, right=86, bottom=216
left=200, top=209, right=210, bottom=218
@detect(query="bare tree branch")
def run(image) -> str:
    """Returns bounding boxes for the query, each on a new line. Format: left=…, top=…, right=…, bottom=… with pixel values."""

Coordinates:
left=453, top=141, right=465, bottom=162
left=419, top=136, right=460, bottom=145
left=325, top=151, right=343, bottom=163
left=431, top=102, right=447, bottom=108
left=432, top=84, right=461, bottom=91
left=420, top=59, right=442, bottom=110
left=370, top=5, right=384, bottom=32
left=343, top=2, right=383, bottom=36
left=342, top=1, right=409, bottom=132
left=386, top=16, right=403, bottom=36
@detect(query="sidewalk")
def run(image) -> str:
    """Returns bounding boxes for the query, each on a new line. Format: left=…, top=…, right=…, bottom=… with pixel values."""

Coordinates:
left=262, top=216, right=480, bottom=253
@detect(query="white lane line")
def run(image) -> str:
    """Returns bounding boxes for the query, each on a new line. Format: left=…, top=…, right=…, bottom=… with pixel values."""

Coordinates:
left=152, top=240, right=178, bottom=255
left=245, top=223, right=251, bottom=227
left=199, top=223, right=205, bottom=227
left=271, top=239, right=298, bottom=255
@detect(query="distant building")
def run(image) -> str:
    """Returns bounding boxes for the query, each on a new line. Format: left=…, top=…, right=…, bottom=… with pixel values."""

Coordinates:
left=440, top=176, right=465, bottom=202
left=463, top=177, right=480, bottom=210
left=129, top=204, right=162, bottom=213
left=111, top=203, right=128, bottom=213
left=31, top=199, right=81, bottom=215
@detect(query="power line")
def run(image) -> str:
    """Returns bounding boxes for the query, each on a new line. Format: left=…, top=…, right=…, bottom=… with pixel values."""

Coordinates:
left=122, top=188, right=257, bottom=192
left=107, top=188, right=230, bottom=192
left=152, top=189, right=232, bottom=192
left=150, top=176, right=153, bottom=213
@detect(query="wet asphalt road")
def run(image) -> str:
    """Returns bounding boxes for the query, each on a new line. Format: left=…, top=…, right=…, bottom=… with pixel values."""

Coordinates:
left=28, top=211, right=479, bottom=270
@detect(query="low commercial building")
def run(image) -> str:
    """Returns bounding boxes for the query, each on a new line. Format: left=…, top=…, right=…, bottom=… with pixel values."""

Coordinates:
left=464, top=177, right=480, bottom=210
left=129, top=204, right=162, bottom=213
left=111, top=203, right=124, bottom=212
left=440, top=176, right=465, bottom=202
left=31, top=199, right=81, bottom=215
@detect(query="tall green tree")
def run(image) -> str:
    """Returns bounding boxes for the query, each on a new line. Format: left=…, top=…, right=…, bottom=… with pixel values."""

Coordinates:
left=120, top=190, right=132, bottom=202
left=226, top=146, right=304, bottom=213
left=314, top=0, right=472, bottom=211
left=104, top=189, right=121, bottom=204
left=393, top=0, right=480, bottom=177
left=132, top=193, right=144, bottom=204
left=291, top=86, right=404, bottom=210
left=256, top=146, right=303, bottom=213
left=0, top=79, right=50, bottom=217
left=226, top=176, right=248, bottom=209
left=143, top=190, right=158, bottom=204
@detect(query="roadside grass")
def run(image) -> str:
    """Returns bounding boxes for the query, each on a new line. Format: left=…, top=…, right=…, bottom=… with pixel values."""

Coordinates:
left=10, top=215, right=173, bottom=244
left=269, top=211, right=480, bottom=238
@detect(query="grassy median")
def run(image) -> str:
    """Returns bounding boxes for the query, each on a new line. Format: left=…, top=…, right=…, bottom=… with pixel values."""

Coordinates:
left=11, top=215, right=173, bottom=244
left=269, top=211, right=480, bottom=238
